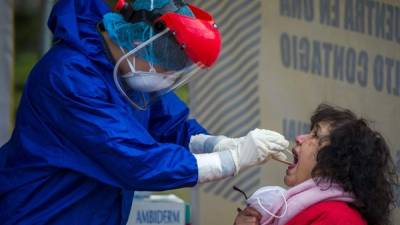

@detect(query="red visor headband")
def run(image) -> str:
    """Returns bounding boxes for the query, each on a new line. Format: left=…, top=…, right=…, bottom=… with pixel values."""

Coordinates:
left=114, top=0, right=221, bottom=67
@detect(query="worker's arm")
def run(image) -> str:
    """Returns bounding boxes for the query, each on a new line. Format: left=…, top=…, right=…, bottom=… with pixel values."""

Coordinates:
left=32, top=59, right=199, bottom=191
left=148, top=92, right=207, bottom=148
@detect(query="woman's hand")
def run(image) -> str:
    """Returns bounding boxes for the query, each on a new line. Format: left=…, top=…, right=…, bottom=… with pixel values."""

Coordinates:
left=234, top=207, right=262, bottom=225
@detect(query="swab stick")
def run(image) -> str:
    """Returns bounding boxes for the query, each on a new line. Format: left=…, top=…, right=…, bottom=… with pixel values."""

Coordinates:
left=272, top=156, right=292, bottom=165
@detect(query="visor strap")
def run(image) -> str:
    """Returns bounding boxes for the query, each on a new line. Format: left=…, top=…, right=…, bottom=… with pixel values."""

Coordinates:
left=119, top=47, right=136, bottom=72
left=150, top=0, right=154, bottom=10
left=120, top=0, right=188, bottom=25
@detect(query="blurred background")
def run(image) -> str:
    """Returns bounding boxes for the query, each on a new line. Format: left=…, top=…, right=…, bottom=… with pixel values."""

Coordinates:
left=14, top=0, right=43, bottom=115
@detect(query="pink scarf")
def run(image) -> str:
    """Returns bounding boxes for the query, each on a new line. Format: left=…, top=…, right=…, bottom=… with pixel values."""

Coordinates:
left=248, top=179, right=355, bottom=225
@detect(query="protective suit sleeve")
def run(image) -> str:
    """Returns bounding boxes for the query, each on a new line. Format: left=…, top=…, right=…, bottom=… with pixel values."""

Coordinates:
left=189, top=134, right=232, bottom=153
left=31, top=59, right=198, bottom=191
left=194, top=151, right=236, bottom=183
left=148, top=92, right=207, bottom=148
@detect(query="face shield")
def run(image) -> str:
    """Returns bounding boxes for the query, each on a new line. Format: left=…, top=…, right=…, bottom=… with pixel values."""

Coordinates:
left=112, top=2, right=221, bottom=110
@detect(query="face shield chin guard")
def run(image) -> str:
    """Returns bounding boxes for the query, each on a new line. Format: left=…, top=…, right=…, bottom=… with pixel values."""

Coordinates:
left=113, top=4, right=221, bottom=110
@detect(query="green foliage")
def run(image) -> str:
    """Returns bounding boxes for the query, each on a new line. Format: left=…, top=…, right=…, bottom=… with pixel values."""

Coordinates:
left=15, top=10, right=41, bottom=53
left=174, top=85, right=189, bottom=104
left=13, top=2, right=41, bottom=117
left=13, top=52, right=39, bottom=117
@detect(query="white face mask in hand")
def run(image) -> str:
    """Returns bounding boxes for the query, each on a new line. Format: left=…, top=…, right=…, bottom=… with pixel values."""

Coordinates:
left=246, top=186, right=288, bottom=224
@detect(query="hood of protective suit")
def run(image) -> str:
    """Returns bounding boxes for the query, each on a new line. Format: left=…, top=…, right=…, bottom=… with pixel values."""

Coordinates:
left=48, top=0, right=111, bottom=63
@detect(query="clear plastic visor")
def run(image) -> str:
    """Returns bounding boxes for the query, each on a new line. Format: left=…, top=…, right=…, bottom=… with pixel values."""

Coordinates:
left=114, top=28, right=203, bottom=110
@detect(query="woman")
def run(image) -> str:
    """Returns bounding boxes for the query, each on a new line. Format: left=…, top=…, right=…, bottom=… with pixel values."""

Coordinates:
left=234, top=104, right=398, bottom=225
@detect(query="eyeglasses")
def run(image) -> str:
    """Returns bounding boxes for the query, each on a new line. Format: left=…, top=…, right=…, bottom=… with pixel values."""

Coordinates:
left=233, top=186, right=248, bottom=212
left=233, top=185, right=248, bottom=200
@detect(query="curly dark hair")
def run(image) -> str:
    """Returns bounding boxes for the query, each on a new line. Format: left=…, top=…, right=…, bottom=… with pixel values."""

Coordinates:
left=310, top=104, right=398, bottom=225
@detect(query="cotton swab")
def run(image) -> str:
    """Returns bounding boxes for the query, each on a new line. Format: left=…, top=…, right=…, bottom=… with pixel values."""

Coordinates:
left=271, top=156, right=292, bottom=165
left=271, top=148, right=294, bottom=165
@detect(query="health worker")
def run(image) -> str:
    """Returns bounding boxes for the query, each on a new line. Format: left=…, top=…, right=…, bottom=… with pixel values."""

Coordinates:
left=0, top=0, right=289, bottom=224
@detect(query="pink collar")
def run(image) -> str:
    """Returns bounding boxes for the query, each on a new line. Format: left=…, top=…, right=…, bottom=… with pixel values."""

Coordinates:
left=258, top=179, right=355, bottom=225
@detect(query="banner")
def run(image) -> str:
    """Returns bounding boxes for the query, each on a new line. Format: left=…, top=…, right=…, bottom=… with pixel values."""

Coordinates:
left=189, top=0, right=400, bottom=224
left=0, top=0, right=13, bottom=146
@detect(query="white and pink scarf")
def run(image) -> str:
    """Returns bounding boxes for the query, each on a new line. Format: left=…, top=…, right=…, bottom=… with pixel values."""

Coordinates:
left=246, top=179, right=355, bottom=225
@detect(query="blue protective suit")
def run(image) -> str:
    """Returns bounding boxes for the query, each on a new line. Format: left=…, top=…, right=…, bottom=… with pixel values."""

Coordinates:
left=0, top=0, right=206, bottom=224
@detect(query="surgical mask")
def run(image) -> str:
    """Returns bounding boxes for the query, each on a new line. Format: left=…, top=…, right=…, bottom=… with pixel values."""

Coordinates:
left=121, top=71, right=178, bottom=92
left=113, top=29, right=190, bottom=109
left=117, top=31, right=180, bottom=93
left=246, top=186, right=288, bottom=223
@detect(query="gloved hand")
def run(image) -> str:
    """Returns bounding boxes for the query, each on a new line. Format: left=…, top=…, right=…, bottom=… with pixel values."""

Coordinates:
left=190, top=129, right=288, bottom=163
left=193, top=129, right=289, bottom=183
left=227, top=129, right=289, bottom=174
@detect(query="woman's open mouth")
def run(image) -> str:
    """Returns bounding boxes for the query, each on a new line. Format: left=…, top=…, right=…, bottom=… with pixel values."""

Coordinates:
left=287, top=148, right=299, bottom=170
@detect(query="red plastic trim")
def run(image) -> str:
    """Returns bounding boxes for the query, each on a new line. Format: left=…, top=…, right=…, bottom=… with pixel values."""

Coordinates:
left=115, top=0, right=126, bottom=11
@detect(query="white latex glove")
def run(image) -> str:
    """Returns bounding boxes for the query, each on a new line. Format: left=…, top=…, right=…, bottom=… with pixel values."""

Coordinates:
left=193, top=129, right=289, bottom=183
left=228, top=129, right=289, bottom=174
left=190, top=130, right=288, bottom=159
